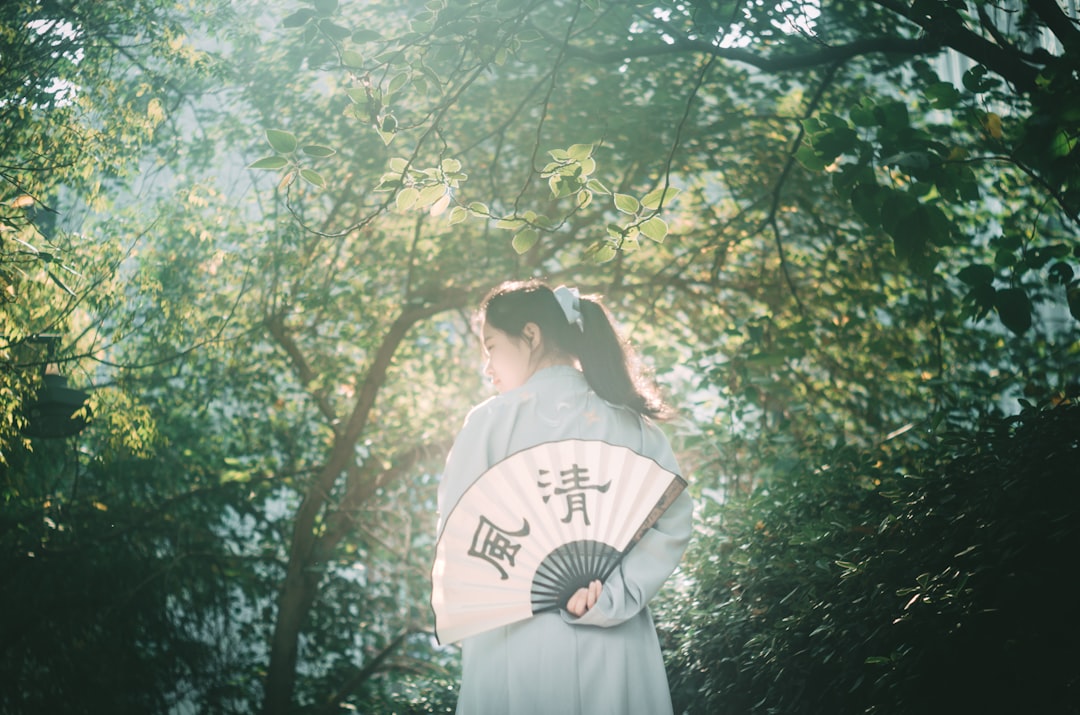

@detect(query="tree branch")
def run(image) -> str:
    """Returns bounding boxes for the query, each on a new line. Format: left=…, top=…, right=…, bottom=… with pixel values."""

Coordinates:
left=873, top=0, right=1043, bottom=92
left=265, top=311, right=339, bottom=427
left=316, top=437, right=452, bottom=560
left=543, top=29, right=944, bottom=74
left=322, top=629, right=416, bottom=711
left=1027, top=0, right=1080, bottom=53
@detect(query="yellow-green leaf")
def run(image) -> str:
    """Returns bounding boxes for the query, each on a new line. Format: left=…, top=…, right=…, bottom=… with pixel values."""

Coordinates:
left=641, top=185, right=681, bottom=210
left=640, top=216, right=668, bottom=243
left=567, top=143, right=594, bottom=160
left=449, top=206, right=468, bottom=225
left=396, top=187, right=419, bottom=211
left=614, top=193, right=639, bottom=214
left=416, top=184, right=446, bottom=207
left=512, top=228, right=539, bottom=254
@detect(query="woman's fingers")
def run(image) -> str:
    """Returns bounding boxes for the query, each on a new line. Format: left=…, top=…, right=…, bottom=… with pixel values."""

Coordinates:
left=567, top=587, right=586, bottom=616
left=587, top=579, right=601, bottom=609
left=567, top=580, right=604, bottom=617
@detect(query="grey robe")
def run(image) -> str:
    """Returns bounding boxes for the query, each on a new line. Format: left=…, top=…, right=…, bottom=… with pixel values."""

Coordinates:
left=436, top=365, right=694, bottom=715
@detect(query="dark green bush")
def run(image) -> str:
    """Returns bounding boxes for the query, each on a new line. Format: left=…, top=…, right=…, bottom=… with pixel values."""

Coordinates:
left=665, top=401, right=1080, bottom=715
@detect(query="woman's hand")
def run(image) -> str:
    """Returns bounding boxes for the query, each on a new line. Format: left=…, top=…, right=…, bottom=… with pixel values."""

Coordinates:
left=566, top=579, right=603, bottom=617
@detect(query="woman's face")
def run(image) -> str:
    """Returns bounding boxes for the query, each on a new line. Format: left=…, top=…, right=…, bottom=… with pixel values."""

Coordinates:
left=481, top=322, right=535, bottom=393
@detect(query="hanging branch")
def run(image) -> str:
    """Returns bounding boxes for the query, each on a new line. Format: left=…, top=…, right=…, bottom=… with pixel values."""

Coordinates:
left=764, top=60, right=844, bottom=314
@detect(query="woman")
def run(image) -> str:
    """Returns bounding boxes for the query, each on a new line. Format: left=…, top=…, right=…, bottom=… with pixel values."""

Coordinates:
left=435, top=280, right=693, bottom=715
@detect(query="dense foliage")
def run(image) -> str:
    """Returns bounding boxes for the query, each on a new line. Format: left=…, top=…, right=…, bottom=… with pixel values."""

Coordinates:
left=665, top=399, right=1080, bottom=714
left=2, top=0, right=1078, bottom=712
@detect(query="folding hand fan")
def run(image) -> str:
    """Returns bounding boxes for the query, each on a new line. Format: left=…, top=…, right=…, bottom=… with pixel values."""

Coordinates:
left=431, top=439, right=686, bottom=644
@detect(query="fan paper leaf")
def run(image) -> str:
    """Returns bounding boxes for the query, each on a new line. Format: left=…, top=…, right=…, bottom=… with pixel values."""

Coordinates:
left=431, top=440, right=686, bottom=644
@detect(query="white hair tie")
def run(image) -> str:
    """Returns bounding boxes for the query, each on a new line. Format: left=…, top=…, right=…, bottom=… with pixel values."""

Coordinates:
left=552, top=285, right=584, bottom=331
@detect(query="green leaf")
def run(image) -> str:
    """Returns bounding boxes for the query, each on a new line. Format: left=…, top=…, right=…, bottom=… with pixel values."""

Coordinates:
left=994, top=247, right=1017, bottom=267
left=415, top=184, right=446, bottom=208
left=795, top=144, right=828, bottom=172
left=341, top=50, right=364, bottom=68
left=548, top=174, right=571, bottom=198
left=567, top=143, right=593, bottom=160
left=875, top=100, right=910, bottom=130
left=352, top=29, right=382, bottom=43
left=512, top=228, right=538, bottom=254
left=925, top=81, right=962, bottom=110
left=1048, top=262, right=1074, bottom=286
left=266, top=129, right=298, bottom=154
left=957, top=264, right=994, bottom=286
left=448, top=206, right=468, bottom=225
left=313, top=0, right=338, bottom=16
left=495, top=217, right=524, bottom=230
left=588, top=242, right=618, bottom=264
left=962, top=65, right=1000, bottom=93
left=1067, top=282, right=1080, bottom=321
left=441, top=158, right=462, bottom=174
left=387, top=72, right=410, bottom=95
left=640, top=216, right=668, bottom=243
left=850, top=103, right=877, bottom=127
left=586, top=178, right=609, bottom=194
left=994, top=288, right=1032, bottom=335
left=965, top=282, right=997, bottom=320
left=282, top=9, right=316, bottom=27
left=613, top=193, right=639, bottom=214
left=318, top=19, right=351, bottom=41
left=247, top=156, right=289, bottom=170
left=812, top=125, right=858, bottom=162
left=1051, top=130, right=1077, bottom=158
left=395, top=187, right=419, bottom=211
left=850, top=182, right=882, bottom=226
left=299, top=168, right=326, bottom=188
left=879, top=191, right=919, bottom=239
left=468, top=201, right=489, bottom=216
left=46, top=269, right=76, bottom=297
left=641, top=186, right=681, bottom=210
left=301, top=144, right=336, bottom=157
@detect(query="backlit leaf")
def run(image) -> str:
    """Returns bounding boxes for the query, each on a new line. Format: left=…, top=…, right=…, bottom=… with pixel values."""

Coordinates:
left=512, top=228, right=538, bottom=254
left=266, top=129, right=298, bottom=154
left=614, top=193, right=639, bottom=214
left=640, top=216, right=668, bottom=243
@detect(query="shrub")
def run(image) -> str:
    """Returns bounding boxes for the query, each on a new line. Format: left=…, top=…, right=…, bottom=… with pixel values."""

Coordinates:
left=665, top=401, right=1080, bottom=715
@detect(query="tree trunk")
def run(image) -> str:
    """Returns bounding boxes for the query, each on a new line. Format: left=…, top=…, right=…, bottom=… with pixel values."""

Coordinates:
left=262, top=494, right=324, bottom=715
left=259, top=297, right=467, bottom=714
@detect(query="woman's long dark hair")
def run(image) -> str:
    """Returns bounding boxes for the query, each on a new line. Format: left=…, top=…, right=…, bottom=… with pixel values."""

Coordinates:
left=479, top=280, right=668, bottom=419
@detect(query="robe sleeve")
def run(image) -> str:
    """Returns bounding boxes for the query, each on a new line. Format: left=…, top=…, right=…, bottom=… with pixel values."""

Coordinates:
left=562, top=421, right=694, bottom=629
left=562, top=488, right=692, bottom=628
left=436, top=398, right=499, bottom=537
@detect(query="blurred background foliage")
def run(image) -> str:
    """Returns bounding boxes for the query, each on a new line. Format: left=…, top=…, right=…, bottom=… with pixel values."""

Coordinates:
left=1, top=0, right=1078, bottom=712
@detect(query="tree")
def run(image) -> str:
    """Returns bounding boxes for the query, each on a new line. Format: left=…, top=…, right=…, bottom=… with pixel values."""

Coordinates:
left=663, top=400, right=1080, bottom=714
left=0, top=0, right=220, bottom=452
left=4, top=0, right=1078, bottom=711
left=243, top=0, right=1079, bottom=708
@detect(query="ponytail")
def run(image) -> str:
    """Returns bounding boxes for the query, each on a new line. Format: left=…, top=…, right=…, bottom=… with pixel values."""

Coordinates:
left=576, top=297, right=667, bottom=419
left=480, top=280, right=669, bottom=419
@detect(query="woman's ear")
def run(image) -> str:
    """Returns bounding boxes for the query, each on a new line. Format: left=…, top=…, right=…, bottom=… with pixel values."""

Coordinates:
left=521, top=322, right=542, bottom=351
